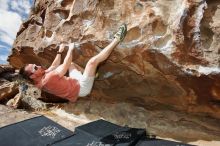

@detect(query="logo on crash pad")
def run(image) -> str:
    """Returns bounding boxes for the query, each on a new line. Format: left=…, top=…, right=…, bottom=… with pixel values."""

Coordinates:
left=38, top=125, right=61, bottom=139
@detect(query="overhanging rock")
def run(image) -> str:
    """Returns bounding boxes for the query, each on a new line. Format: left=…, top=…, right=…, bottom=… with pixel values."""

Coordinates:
left=7, top=0, right=220, bottom=118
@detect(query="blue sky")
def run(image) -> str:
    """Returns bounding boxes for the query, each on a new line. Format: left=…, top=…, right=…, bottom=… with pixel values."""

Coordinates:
left=0, top=0, right=34, bottom=64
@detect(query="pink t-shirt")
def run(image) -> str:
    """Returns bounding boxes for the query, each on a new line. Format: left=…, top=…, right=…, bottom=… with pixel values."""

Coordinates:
left=39, top=71, right=80, bottom=102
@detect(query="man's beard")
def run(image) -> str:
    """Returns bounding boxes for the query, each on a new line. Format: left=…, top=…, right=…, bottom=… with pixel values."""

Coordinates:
left=31, top=67, right=46, bottom=79
left=31, top=67, right=46, bottom=88
left=36, top=68, right=45, bottom=77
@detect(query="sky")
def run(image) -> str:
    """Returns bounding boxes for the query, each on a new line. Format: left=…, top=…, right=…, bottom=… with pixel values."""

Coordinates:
left=0, top=0, right=34, bottom=64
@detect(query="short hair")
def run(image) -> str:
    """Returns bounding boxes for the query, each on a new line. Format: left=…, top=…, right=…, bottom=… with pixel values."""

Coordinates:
left=19, top=64, right=33, bottom=83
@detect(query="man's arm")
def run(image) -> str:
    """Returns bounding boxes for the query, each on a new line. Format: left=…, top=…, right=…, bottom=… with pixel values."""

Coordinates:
left=55, top=43, right=75, bottom=77
left=46, top=44, right=65, bottom=72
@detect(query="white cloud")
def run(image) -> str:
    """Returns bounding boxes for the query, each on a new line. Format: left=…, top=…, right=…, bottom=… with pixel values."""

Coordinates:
left=0, top=0, right=33, bottom=64
left=0, top=0, right=32, bottom=45
left=23, top=0, right=32, bottom=14
left=0, top=55, right=8, bottom=62
left=0, top=33, right=14, bottom=45
left=0, top=10, right=22, bottom=45
left=10, top=0, right=32, bottom=15
left=0, top=0, right=9, bottom=10
left=0, top=10, right=22, bottom=37
left=10, top=1, right=23, bottom=14
left=0, top=44, right=7, bottom=49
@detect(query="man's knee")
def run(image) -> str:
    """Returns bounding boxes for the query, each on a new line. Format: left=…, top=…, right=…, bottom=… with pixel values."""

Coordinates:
left=68, top=62, right=76, bottom=69
left=87, top=57, right=99, bottom=67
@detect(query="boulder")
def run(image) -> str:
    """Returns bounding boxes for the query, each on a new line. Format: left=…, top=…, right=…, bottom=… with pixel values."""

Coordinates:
left=8, top=0, right=220, bottom=117
left=6, top=0, right=220, bottom=141
left=0, top=80, right=18, bottom=102
left=0, top=65, right=19, bottom=102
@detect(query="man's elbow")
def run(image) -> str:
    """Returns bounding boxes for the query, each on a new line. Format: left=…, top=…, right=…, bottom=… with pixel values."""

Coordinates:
left=55, top=64, right=68, bottom=77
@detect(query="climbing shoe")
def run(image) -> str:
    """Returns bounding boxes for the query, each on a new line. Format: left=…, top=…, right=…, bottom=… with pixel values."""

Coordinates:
left=114, top=24, right=127, bottom=42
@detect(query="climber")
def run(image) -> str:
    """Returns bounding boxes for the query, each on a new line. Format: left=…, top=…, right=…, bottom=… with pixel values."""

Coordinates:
left=19, top=24, right=127, bottom=102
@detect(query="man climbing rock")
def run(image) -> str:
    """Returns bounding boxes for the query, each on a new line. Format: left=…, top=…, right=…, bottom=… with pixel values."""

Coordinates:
left=19, top=24, right=127, bottom=102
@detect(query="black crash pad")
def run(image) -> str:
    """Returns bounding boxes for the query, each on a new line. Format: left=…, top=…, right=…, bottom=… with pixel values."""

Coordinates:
left=52, top=119, right=146, bottom=146
left=0, top=116, right=74, bottom=146
left=0, top=117, right=196, bottom=146
left=52, top=119, right=196, bottom=146
left=136, top=137, right=196, bottom=146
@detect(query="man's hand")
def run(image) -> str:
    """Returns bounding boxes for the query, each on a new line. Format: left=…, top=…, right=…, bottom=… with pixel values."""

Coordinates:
left=69, top=42, right=75, bottom=51
left=59, top=44, right=65, bottom=52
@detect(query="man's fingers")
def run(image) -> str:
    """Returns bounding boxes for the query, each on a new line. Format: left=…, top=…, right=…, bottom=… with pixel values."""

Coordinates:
left=69, top=42, right=75, bottom=50
left=59, top=43, right=66, bottom=52
left=60, top=43, right=65, bottom=48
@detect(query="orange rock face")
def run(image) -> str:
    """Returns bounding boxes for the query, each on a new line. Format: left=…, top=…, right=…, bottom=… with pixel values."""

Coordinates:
left=8, top=0, right=220, bottom=118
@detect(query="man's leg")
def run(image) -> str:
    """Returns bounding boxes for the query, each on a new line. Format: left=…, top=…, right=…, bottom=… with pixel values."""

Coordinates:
left=83, top=38, right=119, bottom=77
left=83, top=24, right=127, bottom=77
left=77, top=39, right=119, bottom=97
